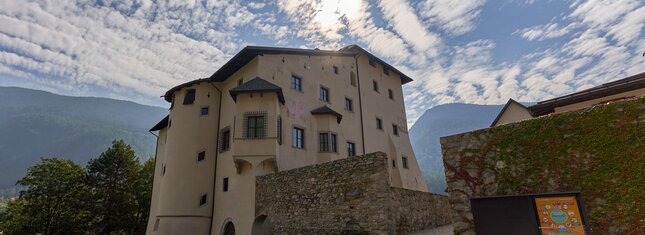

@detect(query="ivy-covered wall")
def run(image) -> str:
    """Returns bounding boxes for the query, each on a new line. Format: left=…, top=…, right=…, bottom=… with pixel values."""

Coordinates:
left=441, top=98, right=644, bottom=235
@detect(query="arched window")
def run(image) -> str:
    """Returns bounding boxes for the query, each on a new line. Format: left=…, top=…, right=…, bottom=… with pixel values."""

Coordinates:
left=350, top=72, right=356, bottom=87
left=222, top=221, right=235, bottom=235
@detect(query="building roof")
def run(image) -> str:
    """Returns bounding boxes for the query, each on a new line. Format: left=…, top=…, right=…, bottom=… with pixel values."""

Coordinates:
left=310, top=106, right=343, bottom=123
left=150, top=115, right=169, bottom=131
left=528, top=72, right=645, bottom=116
left=163, top=45, right=413, bottom=102
left=229, top=77, right=285, bottom=104
left=490, top=98, right=531, bottom=127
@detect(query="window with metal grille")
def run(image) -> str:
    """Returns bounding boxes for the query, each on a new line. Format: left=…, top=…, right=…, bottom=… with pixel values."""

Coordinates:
left=244, top=112, right=266, bottom=138
left=319, top=86, right=329, bottom=102
left=293, top=127, right=304, bottom=148
left=183, top=89, right=196, bottom=104
left=291, top=75, right=302, bottom=91
left=319, top=132, right=337, bottom=153
left=347, top=142, right=355, bottom=157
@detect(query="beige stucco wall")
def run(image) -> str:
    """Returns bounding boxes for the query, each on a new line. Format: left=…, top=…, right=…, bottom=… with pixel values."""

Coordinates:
left=553, top=88, right=645, bottom=114
left=148, top=52, right=428, bottom=235
left=493, top=102, right=533, bottom=126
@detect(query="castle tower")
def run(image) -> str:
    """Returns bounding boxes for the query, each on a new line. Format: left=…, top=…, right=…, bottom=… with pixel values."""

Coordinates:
left=146, top=45, right=428, bottom=235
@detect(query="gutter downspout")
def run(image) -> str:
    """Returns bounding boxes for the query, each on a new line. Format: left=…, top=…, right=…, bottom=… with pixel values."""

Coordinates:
left=353, top=54, right=367, bottom=155
left=146, top=130, right=158, bottom=234
left=208, top=82, right=223, bottom=235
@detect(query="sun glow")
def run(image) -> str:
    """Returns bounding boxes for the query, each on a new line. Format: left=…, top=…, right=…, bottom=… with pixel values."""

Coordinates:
left=313, top=0, right=362, bottom=29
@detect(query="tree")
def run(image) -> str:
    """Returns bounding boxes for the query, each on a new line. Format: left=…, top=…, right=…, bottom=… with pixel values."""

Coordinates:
left=0, top=158, right=89, bottom=235
left=85, top=139, right=143, bottom=235
left=133, top=158, right=155, bottom=234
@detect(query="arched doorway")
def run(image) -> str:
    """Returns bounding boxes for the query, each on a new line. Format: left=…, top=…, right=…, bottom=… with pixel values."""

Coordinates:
left=222, top=221, right=235, bottom=235
left=251, top=215, right=273, bottom=235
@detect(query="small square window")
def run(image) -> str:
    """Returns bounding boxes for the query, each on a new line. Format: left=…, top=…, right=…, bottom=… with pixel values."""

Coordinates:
left=388, top=89, right=394, bottom=100
left=383, top=68, right=390, bottom=75
left=199, top=194, right=207, bottom=206
left=223, top=177, right=229, bottom=192
left=320, top=87, right=329, bottom=102
left=291, top=75, right=302, bottom=91
left=345, top=98, right=353, bottom=111
left=197, top=151, right=206, bottom=161
left=201, top=106, right=209, bottom=116
left=376, top=118, right=383, bottom=130
left=373, top=81, right=379, bottom=92
left=402, top=156, right=409, bottom=169
left=368, top=59, right=376, bottom=67
left=183, top=89, right=196, bottom=105
left=392, top=124, right=398, bottom=136
left=333, top=66, right=339, bottom=74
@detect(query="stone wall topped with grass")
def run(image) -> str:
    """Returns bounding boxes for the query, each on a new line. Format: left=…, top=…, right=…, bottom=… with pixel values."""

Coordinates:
left=441, top=98, right=644, bottom=235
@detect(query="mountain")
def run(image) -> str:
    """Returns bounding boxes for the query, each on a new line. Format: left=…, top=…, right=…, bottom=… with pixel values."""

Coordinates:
left=410, top=103, right=506, bottom=194
left=0, top=87, right=167, bottom=197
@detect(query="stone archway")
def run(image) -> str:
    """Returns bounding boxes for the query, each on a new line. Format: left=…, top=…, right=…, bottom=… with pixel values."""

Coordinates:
left=251, top=215, right=273, bottom=235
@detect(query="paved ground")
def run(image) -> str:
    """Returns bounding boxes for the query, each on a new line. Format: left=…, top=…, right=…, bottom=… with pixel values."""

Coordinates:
left=410, top=224, right=454, bottom=235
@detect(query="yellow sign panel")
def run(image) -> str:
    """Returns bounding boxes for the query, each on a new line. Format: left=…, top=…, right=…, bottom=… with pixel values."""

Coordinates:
left=534, top=196, right=586, bottom=235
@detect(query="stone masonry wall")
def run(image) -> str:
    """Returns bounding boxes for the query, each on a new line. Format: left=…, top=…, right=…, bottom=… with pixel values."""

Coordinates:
left=441, top=98, right=644, bottom=235
left=256, top=152, right=452, bottom=234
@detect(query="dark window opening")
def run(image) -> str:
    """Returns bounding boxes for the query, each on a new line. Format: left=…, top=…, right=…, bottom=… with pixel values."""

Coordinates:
left=368, top=58, right=376, bottom=67
left=388, top=89, right=394, bottom=100
left=291, top=75, right=302, bottom=91
left=402, top=156, right=409, bottom=169
left=162, top=163, right=166, bottom=176
left=197, top=151, right=206, bottom=162
left=392, top=124, right=399, bottom=136
left=199, top=194, right=207, bottom=206
left=347, top=142, right=356, bottom=157
left=201, top=106, right=209, bottom=116
left=223, top=177, right=229, bottom=192
left=373, top=81, right=379, bottom=92
left=277, top=117, right=282, bottom=145
left=392, top=160, right=396, bottom=168
left=345, top=98, right=353, bottom=111
left=350, top=72, right=357, bottom=87
left=238, top=79, right=243, bottom=86
left=293, top=127, right=304, bottom=148
left=220, top=128, right=231, bottom=152
left=383, top=68, right=390, bottom=75
left=376, top=118, right=383, bottom=130
left=183, top=89, right=196, bottom=104
left=245, top=114, right=266, bottom=138
left=319, top=87, right=329, bottom=102
left=333, top=66, right=339, bottom=74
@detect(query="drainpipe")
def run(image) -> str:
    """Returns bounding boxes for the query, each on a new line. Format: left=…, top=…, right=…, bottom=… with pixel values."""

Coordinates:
left=207, top=82, right=223, bottom=235
left=353, top=54, right=367, bottom=155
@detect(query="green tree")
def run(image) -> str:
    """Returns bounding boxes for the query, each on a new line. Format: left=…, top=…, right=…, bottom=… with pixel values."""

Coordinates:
left=86, top=139, right=145, bottom=235
left=133, top=158, right=155, bottom=234
left=0, top=158, right=89, bottom=235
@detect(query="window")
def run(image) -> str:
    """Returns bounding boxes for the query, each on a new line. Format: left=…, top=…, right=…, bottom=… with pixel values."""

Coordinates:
left=333, top=66, right=339, bottom=74
left=197, top=151, right=206, bottom=162
left=402, top=156, right=409, bottom=169
left=347, top=142, right=356, bottom=157
left=220, top=128, right=230, bottom=152
left=392, top=124, right=398, bottom=136
left=245, top=113, right=266, bottom=138
left=292, top=127, right=304, bottom=148
left=277, top=116, right=282, bottom=145
left=383, top=68, right=390, bottom=75
left=319, top=86, right=329, bottom=102
left=223, top=177, right=229, bottom=192
left=373, top=81, right=379, bottom=92
left=345, top=98, right=353, bottom=111
left=291, top=75, right=302, bottom=91
left=199, top=194, right=207, bottom=206
left=376, top=118, right=383, bottom=130
left=368, top=58, right=376, bottom=67
left=388, top=89, right=394, bottom=100
left=237, top=79, right=243, bottom=86
left=392, top=159, right=396, bottom=168
left=201, top=106, right=209, bottom=116
left=350, top=72, right=356, bottom=87
left=319, top=132, right=337, bottom=152
left=183, top=89, right=196, bottom=104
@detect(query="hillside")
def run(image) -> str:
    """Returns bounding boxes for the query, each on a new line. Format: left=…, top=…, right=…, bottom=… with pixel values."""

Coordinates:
left=409, top=103, right=506, bottom=194
left=0, top=87, right=167, bottom=197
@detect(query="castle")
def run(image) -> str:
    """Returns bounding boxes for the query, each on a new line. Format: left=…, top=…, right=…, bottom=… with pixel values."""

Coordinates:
left=145, top=45, right=435, bottom=234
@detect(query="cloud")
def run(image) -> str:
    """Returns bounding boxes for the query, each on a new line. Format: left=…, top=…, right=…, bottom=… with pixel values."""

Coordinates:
left=418, top=0, right=486, bottom=35
left=515, top=23, right=579, bottom=41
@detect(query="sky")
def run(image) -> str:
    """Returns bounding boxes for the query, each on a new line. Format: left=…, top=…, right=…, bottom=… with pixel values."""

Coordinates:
left=0, top=0, right=644, bottom=126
